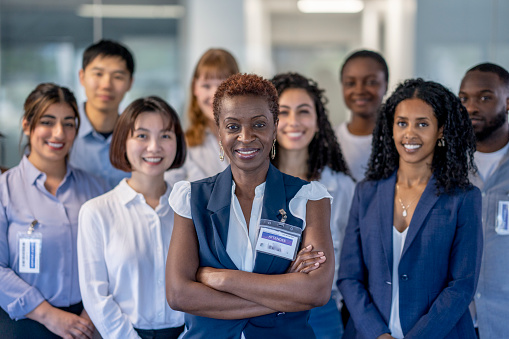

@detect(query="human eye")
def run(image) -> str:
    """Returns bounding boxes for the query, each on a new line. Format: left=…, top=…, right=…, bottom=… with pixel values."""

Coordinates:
left=367, top=79, right=379, bottom=86
left=343, top=81, right=355, bottom=87
left=298, top=109, right=310, bottom=115
left=39, top=119, right=53, bottom=126
left=161, top=132, right=173, bottom=139
left=480, top=96, right=492, bottom=102
left=226, top=123, right=239, bottom=131
left=202, top=83, right=211, bottom=90
left=418, top=122, right=429, bottom=128
left=135, top=133, right=146, bottom=139
left=458, top=96, right=467, bottom=104
left=64, top=121, right=76, bottom=128
left=254, top=120, right=267, bottom=128
left=396, top=120, right=406, bottom=127
left=279, top=109, right=289, bottom=116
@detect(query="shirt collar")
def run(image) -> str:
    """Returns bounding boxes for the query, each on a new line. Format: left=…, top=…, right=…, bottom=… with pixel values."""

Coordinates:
left=20, top=155, right=74, bottom=186
left=116, top=178, right=172, bottom=209
left=76, top=102, right=95, bottom=139
left=231, top=180, right=266, bottom=198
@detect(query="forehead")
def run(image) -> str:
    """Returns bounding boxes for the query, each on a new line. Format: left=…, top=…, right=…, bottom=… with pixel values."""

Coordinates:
left=84, top=55, right=129, bottom=73
left=279, top=88, right=314, bottom=105
left=134, top=111, right=172, bottom=129
left=460, top=71, right=503, bottom=92
left=43, top=102, right=76, bottom=117
left=394, top=98, right=436, bottom=119
left=219, top=95, right=271, bottom=120
left=342, top=57, right=385, bottom=78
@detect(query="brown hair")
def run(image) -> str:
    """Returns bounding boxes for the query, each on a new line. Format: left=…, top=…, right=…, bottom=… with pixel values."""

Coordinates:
left=185, top=48, right=239, bottom=146
left=110, top=96, right=186, bottom=172
left=213, top=73, right=279, bottom=126
left=22, top=83, right=80, bottom=153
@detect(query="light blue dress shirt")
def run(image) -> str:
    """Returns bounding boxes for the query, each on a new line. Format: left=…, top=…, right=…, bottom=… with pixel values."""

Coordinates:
left=0, top=156, right=106, bottom=320
left=69, top=103, right=130, bottom=189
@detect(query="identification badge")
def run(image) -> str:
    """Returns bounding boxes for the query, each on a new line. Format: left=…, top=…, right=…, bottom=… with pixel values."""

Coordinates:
left=255, top=219, right=302, bottom=261
left=18, top=220, right=42, bottom=273
left=496, top=200, right=509, bottom=235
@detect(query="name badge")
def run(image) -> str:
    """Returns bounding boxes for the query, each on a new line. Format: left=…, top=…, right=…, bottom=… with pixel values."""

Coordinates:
left=496, top=200, right=509, bottom=235
left=18, top=220, right=42, bottom=273
left=255, top=219, right=302, bottom=261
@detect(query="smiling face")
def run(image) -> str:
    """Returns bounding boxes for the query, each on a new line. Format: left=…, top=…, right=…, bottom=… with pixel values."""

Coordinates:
left=341, top=57, right=388, bottom=118
left=79, top=55, right=133, bottom=116
left=126, top=112, right=177, bottom=179
left=218, top=95, right=276, bottom=175
left=277, top=88, right=318, bottom=153
left=24, top=102, right=77, bottom=169
left=194, top=75, right=225, bottom=122
left=459, top=70, right=509, bottom=142
left=393, top=98, right=443, bottom=168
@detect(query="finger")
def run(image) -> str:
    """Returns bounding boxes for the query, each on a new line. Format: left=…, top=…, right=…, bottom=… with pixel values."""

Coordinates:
left=295, top=255, right=326, bottom=273
left=300, top=262, right=322, bottom=273
left=69, top=326, right=90, bottom=339
left=78, top=317, right=95, bottom=334
left=73, top=321, right=94, bottom=338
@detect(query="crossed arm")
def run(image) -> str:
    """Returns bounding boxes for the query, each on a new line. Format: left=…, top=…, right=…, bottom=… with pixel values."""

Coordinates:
left=165, top=198, right=334, bottom=320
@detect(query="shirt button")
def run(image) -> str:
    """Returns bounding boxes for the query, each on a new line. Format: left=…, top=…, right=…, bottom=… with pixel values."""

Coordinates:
left=401, top=274, right=408, bottom=281
left=158, top=312, right=163, bottom=317
left=481, top=192, right=486, bottom=198
left=476, top=293, right=481, bottom=299
left=158, top=280, right=163, bottom=285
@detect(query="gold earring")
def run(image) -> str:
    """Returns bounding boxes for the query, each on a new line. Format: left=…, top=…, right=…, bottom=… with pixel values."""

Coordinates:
left=219, top=141, right=225, bottom=161
left=438, top=137, right=445, bottom=147
left=271, top=139, right=276, bottom=160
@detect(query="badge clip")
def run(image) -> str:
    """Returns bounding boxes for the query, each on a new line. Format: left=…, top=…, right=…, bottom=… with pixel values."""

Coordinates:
left=278, top=209, right=287, bottom=223
left=28, top=220, right=38, bottom=235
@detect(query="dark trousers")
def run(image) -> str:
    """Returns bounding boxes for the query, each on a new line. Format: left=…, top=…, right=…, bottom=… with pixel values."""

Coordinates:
left=135, top=325, right=185, bottom=339
left=0, top=302, right=83, bottom=339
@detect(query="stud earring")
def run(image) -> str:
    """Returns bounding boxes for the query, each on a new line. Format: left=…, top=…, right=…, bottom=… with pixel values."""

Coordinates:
left=271, top=139, right=276, bottom=160
left=438, top=137, right=445, bottom=147
left=219, top=141, right=225, bottom=161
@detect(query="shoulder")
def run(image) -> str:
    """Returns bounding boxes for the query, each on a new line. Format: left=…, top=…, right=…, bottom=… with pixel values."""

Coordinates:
left=80, top=188, right=118, bottom=214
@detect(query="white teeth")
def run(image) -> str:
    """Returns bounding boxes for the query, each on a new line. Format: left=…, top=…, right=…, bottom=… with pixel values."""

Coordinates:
left=144, top=157, right=162, bottom=163
left=237, top=150, right=256, bottom=155
left=404, top=144, right=421, bottom=150
left=47, top=142, right=63, bottom=148
left=287, top=132, right=303, bottom=138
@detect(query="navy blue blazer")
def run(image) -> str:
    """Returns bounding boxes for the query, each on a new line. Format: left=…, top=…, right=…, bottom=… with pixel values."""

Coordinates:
left=184, top=164, right=315, bottom=339
left=338, top=171, right=482, bottom=339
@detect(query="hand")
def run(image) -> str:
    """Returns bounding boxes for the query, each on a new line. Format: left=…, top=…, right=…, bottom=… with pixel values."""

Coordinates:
left=26, top=301, right=94, bottom=339
left=377, top=334, right=395, bottom=339
left=287, top=245, right=326, bottom=274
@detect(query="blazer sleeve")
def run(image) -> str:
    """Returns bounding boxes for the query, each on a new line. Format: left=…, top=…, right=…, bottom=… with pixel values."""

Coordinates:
left=404, top=187, right=483, bottom=338
left=338, top=183, right=391, bottom=338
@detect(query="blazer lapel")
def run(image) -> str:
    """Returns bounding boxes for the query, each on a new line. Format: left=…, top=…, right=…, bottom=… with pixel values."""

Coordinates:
left=401, top=175, right=440, bottom=258
left=206, top=166, right=238, bottom=270
left=253, top=165, right=292, bottom=274
left=378, top=171, right=397, bottom=276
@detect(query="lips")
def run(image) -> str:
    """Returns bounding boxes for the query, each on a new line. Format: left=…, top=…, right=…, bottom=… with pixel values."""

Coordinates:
left=47, top=141, right=64, bottom=150
left=143, top=157, right=163, bottom=164
left=285, top=131, right=305, bottom=139
left=235, top=148, right=259, bottom=159
left=403, top=143, right=421, bottom=151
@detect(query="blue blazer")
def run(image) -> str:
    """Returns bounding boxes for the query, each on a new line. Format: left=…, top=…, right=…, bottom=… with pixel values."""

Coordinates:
left=184, top=164, right=315, bottom=339
left=338, top=171, right=482, bottom=339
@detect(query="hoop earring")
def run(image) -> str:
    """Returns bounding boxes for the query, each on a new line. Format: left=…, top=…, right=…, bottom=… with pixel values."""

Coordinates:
left=438, top=137, right=445, bottom=147
left=271, top=139, right=276, bottom=160
left=219, top=141, right=225, bottom=161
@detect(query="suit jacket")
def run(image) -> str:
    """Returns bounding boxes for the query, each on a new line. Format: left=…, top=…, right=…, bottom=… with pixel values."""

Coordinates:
left=338, top=171, right=482, bottom=339
left=184, top=164, right=315, bottom=339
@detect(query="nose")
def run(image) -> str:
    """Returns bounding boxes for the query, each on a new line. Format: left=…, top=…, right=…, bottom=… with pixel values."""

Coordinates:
left=53, top=123, right=65, bottom=140
left=287, top=111, right=299, bottom=126
left=353, top=81, right=365, bottom=94
left=463, top=99, right=478, bottom=115
left=403, top=124, right=416, bottom=139
left=147, top=137, right=162, bottom=152
left=100, top=73, right=113, bottom=89
left=238, top=126, right=255, bottom=143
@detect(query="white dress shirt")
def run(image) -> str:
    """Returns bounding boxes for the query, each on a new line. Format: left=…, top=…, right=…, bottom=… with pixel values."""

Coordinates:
left=334, top=121, right=373, bottom=182
left=78, top=179, right=184, bottom=339
left=169, top=179, right=332, bottom=273
left=388, top=226, right=408, bottom=339
left=164, top=130, right=228, bottom=186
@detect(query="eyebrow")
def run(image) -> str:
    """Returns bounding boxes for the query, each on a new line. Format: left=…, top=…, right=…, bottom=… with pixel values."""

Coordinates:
left=41, top=114, right=75, bottom=120
left=459, top=89, right=495, bottom=95
left=280, top=103, right=312, bottom=109
left=90, top=66, right=128, bottom=75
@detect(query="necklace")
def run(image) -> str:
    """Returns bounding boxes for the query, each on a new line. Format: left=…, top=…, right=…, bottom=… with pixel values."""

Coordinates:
left=396, top=184, right=423, bottom=218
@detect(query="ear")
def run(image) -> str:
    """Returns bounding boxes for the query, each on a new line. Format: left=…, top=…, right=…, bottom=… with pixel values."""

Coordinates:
left=438, top=126, right=444, bottom=139
left=79, top=69, right=85, bottom=87
left=22, top=118, right=31, bottom=137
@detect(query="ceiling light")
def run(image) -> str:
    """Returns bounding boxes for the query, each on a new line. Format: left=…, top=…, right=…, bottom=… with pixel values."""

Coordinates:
left=77, top=5, right=185, bottom=19
left=297, top=0, right=364, bottom=13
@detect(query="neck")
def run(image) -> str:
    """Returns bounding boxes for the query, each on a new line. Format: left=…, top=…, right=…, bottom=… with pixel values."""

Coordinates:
left=127, top=172, right=167, bottom=203
left=84, top=102, right=118, bottom=133
left=231, top=161, right=270, bottom=200
left=396, top=161, right=432, bottom=187
left=277, top=147, right=308, bottom=180
left=27, top=155, right=67, bottom=181
left=347, top=114, right=376, bottom=136
left=477, top=125, right=509, bottom=153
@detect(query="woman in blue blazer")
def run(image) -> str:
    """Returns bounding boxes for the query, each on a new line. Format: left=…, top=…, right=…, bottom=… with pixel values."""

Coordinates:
left=338, top=79, right=482, bottom=339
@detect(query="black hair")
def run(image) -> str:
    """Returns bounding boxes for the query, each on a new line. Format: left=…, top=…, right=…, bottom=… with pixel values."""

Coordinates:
left=82, top=39, right=135, bottom=76
left=271, top=72, right=351, bottom=181
left=466, top=62, right=509, bottom=88
left=366, top=78, right=476, bottom=194
left=340, top=49, right=389, bottom=83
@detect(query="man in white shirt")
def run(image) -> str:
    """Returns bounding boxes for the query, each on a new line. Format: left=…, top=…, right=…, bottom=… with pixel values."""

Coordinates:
left=458, top=62, right=509, bottom=339
left=69, top=40, right=134, bottom=189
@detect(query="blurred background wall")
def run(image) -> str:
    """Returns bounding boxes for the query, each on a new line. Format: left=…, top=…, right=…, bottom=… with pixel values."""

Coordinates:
left=0, top=0, right=507, bottom=168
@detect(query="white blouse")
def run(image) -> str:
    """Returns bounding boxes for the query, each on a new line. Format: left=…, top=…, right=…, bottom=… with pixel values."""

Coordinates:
left=388, top=226, right=409, bottom=339
left=78, top=179, right=184, bottom=339
left=169, top=179, right=332, bottom=273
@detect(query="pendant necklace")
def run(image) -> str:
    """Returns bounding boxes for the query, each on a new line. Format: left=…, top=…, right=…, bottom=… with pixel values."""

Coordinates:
left=396, top=184, right=423, bottom=218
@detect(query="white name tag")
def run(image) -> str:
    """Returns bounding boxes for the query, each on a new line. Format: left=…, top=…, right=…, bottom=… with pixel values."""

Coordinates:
left=255, top=219, right=302, bottom=261
left=18, top=233, right=42, bottom=273
left=496, top=200, right=509, bottom=235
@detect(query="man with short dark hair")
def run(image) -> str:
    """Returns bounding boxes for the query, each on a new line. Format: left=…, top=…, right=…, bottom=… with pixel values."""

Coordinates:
left=70, top=40, right=134, bottom=188
left=459, top=62, right=509, bottom=339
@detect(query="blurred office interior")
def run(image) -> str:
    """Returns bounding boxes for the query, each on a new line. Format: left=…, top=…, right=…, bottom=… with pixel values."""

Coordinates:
left=0, top=0, right=507, bottom=168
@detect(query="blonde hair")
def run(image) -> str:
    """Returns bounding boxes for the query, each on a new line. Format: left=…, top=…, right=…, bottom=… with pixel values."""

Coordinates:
left=185, top=48, right=239, bottom=146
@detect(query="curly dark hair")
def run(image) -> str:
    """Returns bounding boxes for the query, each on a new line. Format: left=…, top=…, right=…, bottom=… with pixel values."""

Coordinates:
left=213, top=73, right=279, bottom=126
left=366, top=78, right=476, bottom=194
left=270, top=72, right=351, bottom=181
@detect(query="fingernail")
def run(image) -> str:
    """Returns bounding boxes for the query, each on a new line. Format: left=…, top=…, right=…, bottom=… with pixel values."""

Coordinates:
left=314, top=262, right=320, bottom=266
left=306, top=245, right=312, bottom=249
left=318, top=252, right=324, bottom=255
left=320, top=256, right=326, bottom=260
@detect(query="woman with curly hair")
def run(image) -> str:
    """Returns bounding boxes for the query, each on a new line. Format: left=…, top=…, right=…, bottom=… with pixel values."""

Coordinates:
left=166, top=73, right=335, bottom=338
left=165, top=48, right=239, bottom=185
left=271, top=72, right=355, bottom=338
left=338, top=79, right=483, bottom=339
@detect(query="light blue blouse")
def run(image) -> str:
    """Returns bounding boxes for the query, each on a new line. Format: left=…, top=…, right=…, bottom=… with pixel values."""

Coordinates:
left=0, top=156, right=106, bottom=320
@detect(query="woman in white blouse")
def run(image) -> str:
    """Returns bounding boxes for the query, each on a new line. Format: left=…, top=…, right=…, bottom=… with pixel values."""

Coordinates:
left=166, top=73, right=335, bottom=338
left=77, top=97, right=187, bottom=339
left=165, top=48, right=239, bottom=185
left=271, top=72, right=356, bottom=339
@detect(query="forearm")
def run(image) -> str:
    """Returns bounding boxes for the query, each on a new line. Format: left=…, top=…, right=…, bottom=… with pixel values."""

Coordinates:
left=167, top=278, right=277, bottom=319
left=200, top=268, right=332, bottom=312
